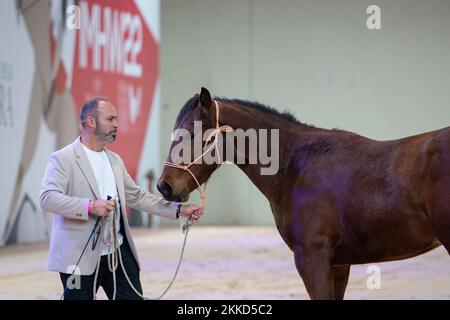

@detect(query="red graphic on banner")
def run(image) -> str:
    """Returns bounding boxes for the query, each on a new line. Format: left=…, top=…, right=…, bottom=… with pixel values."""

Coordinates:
left=71, top=0, right=158, bottom=179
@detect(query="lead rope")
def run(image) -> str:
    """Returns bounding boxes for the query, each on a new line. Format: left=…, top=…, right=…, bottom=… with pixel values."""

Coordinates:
left=91, top=101, right=232, bottom=300
left=92, top=205, right=194, bottom=300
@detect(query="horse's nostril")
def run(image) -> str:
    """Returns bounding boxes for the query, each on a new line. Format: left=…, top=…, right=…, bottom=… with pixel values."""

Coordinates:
left=158, top=181, right=173, bottom=199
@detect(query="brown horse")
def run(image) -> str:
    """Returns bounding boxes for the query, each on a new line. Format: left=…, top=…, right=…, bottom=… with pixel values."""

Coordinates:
left=158, top=87, right=450, bottom=299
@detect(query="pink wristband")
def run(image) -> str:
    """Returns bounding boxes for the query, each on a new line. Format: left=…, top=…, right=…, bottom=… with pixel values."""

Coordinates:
left=88, top=200, right=93, bottom=215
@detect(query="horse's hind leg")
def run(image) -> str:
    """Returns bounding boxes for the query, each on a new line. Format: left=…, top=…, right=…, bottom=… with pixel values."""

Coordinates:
left=429, top=130, right=450, bottom=254
left=428, top=192, right=450, bottom=253
left=430, top=211, right=450, bottom=255
left=333, top=264, right=351, bottom=300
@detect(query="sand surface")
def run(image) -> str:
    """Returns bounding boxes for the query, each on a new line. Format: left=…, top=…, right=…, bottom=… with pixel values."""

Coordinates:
left=0, top=226, right=449, bottom=300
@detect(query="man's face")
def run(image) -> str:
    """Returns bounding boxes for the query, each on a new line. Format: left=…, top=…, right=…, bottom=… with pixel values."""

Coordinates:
left=94, top=101, right=118, bottom=144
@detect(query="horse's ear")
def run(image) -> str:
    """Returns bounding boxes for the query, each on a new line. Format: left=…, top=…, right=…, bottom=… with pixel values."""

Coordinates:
left=200, top=87, right=212, bottom=109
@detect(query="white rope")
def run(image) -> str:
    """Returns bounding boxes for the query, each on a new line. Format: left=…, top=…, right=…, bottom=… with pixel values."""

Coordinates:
left=92, top=208, right=194, bottom=300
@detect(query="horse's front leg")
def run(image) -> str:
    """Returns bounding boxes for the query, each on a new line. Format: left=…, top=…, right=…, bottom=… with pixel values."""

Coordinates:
left=294, top=240, right=334, bottom=300
left=332, top=264, right=351, bottom=300
left=290, top=192, right=341, bottom=300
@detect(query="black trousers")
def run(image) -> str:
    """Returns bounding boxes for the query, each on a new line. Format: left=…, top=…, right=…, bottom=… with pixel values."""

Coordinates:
left=60, top=214, right=143, bottom=300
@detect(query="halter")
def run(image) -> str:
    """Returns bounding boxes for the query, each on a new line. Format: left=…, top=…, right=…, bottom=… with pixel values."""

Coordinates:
left=164, top=100, right=233, bottom=208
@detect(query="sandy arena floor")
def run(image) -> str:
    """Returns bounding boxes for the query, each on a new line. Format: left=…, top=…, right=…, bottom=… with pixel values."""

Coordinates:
left=0, top=226, right=449, bottom=300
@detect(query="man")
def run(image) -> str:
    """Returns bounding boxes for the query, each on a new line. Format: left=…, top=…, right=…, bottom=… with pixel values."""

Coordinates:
left=40, top=97, right=203, bottom=300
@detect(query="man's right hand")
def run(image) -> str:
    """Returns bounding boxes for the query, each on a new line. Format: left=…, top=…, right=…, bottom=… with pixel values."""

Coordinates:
left=91, top=199, right=116, bottom=217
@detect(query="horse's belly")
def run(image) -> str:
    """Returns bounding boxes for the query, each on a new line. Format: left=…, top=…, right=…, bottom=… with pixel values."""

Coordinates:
left=334, top=211, right=440, bottom=264
left=334, top=238, right=441, bottom=265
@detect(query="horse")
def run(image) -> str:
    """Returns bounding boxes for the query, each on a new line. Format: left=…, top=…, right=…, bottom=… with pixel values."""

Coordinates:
left=157, top=87, right=450, bottom=299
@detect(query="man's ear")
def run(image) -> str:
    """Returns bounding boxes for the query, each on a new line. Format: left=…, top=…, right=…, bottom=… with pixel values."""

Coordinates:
left=86, top=115, right=96, bottom=128
left=199, top=87, right=212, bottom=109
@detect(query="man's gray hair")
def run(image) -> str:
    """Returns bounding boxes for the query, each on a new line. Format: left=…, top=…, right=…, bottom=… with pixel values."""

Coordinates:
left=79, top=97, right=109, bottom=128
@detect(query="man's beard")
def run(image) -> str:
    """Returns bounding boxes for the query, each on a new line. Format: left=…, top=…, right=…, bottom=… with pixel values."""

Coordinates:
left=95, top=126, right=117, bottom=144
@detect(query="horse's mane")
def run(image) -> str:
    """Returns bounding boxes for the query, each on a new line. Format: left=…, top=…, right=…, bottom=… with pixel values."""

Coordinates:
left=175, top=94, right=341, bottom=131
left=175, top=95, right=200, bottom=127
left=216, top=98, right=338, bottom=131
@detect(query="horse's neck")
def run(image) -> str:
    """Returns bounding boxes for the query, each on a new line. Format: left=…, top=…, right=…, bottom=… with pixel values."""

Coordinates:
left=216, top=101, right=296, bottom=200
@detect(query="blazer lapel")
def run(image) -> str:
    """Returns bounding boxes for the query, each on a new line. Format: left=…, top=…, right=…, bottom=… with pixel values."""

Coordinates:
left=73, top=137, right=101, bottom=200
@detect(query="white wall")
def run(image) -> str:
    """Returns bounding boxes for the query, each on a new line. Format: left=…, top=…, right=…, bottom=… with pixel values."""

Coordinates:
left=160, top=0, right=450, bottom=226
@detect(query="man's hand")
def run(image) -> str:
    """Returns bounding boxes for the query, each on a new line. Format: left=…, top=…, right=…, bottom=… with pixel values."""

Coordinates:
left=91, top=199, right=116, bottom=217
left=179, top=204, right=204, bottom=222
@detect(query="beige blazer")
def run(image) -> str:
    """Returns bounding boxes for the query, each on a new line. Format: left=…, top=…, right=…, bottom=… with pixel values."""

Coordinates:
left=40, top=137, right=178, bottom=275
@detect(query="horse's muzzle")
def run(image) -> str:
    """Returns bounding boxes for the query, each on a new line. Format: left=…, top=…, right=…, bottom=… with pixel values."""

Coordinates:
left=157, top=180, right=174, bottom=201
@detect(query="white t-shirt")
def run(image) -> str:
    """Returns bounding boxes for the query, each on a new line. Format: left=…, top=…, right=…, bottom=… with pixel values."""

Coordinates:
left=82, top=143, right=123, bottom=256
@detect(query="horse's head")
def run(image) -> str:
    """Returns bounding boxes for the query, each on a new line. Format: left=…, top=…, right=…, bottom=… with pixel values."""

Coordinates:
left=157, top=87, right=224, bottom=202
